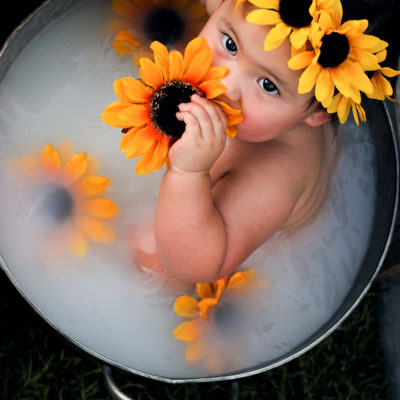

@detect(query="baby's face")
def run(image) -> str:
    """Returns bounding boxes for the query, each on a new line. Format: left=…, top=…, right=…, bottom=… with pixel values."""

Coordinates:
left=199, top=0, right=321, bottom=142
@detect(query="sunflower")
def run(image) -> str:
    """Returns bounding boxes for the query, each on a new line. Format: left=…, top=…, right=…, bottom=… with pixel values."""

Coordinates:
left=237, top=0, right=339, bottom=52
left=110, top=0, right=208, bottom=65
left=173, top=269, right=264, bottom=370
left=101, top=37, right=244, bottom=174
left=13, top=142, right=118, bottom=258
left=287, top=6, right=389, bottom=113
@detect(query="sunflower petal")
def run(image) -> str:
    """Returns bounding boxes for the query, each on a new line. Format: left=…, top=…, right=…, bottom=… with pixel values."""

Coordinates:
left=174, top=295, right=200, bottom=318
left=150, top=41, right=170, bottom=81
left=315, top=68, right=332, bottom=103
left=41, top=144, right=61, bottom=173
left=84, top=198, right=118, bottom=218
left=264, top=23, right=292, bottom=51
left=101, top=101, right=131, bottom=128
left=246, top=9, right=281, bottom=26
left=183, top=37, right=209, bottom=76
left=183, top=43, right=212, bottom=84
left=80, top=176, right=111, bottom=197
left=202, top=66, right=228, bottom=82
left=227, top=269, right=254, bottom=290
left=198, top=80, right=226, bottom=99
left=114, top=77, right=152, bottom=103
left=119, top=103, right=150, bottom=126
left=64, top=152, right=88, bottom=181
left=112, top=0, right=137, bottom=18
left=113, top=30, right=139, bottom=56
left=169, top=50, right=185, bottom=81
left=198, top=298, right=218, bottom=318
left=67, top=230, right=87, bottom=257
left=186, top=339, right=205, bottom=363
left=288, top=51, right=314, bottom=70
left=80, top=217, right=115, bottom=243
left=121, top=125, right=157, bottom=158
left=139, top=58, right=164, bottom=89
left=297, top=64, right=321, bottom=94
left=197, top=282, right=213, bottom=299
left=173, top=320, right=202, bottom=342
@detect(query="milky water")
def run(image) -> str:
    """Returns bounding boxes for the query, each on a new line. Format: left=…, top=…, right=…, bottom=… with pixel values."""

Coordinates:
left=0, top=0, right=377, bottom=379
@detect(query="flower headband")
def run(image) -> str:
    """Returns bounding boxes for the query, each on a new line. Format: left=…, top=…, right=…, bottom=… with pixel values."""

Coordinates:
left=236, top=0, right=400, bottom=124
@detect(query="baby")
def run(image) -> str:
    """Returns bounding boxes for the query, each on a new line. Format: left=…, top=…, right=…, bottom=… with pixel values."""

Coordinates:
left=134, top=0, right=399, bottom=283
left=138, top=0, right=338, bottom=283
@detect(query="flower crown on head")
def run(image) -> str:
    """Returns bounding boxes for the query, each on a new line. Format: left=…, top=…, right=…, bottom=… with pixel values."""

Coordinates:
left=236, top=0, right=400, bottom=124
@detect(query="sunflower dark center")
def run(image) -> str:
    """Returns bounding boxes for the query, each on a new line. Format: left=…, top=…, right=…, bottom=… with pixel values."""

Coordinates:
left=318, top=32, right=350, bottom=68
left=213, top=302, right=241, bottom=333
left=40, top=183, right=74, bottom=223
left=143, top=7, right=185, bottom=45
left=279, top=0, right=313, bottom=28
left=149, top=80, right=203, bottom=139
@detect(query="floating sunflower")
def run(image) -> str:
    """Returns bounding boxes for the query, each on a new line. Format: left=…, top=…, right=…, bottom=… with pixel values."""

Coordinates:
left=173, top=269, right=264, bottom=371
left=101, top=37, right=243, bottom=174
left=13, top=142, right=118, bottom=258
left=110, top=0, right=208, bottom=65
left=287, top=7, right=389, bottom=113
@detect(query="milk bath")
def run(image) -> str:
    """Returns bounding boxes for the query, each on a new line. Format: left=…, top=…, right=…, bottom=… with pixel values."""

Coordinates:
left=0, top=0, right=376, bottom=379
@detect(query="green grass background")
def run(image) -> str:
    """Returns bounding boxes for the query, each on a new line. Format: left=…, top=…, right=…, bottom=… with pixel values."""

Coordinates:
left=0, top=269, right=389, bottom=400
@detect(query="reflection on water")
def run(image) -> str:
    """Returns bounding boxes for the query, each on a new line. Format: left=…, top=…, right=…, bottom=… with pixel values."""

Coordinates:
left=0, top=0, right=376, bottom=379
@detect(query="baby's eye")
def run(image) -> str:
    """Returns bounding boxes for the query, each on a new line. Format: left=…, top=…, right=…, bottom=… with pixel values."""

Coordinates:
left=222, top=33, right=237, bottom=55
left=257, top=78, right=279, bottom=95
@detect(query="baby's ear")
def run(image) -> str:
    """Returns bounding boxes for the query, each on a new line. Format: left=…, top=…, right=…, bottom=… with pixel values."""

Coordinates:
left=304, top=108, right=331, bottom=127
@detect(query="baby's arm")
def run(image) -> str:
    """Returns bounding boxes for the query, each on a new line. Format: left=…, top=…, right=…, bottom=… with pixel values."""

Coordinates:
left=155, top=96, right=302, bottom=283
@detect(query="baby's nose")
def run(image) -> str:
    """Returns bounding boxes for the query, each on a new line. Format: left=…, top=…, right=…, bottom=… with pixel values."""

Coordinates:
left=220, top=74, right=241, bottom=107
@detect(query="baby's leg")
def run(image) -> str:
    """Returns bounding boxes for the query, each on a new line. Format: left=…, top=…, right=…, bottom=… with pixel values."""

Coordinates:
left=131, top=221, right=176, bottom=281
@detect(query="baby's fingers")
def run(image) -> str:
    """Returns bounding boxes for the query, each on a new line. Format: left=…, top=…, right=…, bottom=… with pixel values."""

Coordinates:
left=176, top=111, right=201, bottom=137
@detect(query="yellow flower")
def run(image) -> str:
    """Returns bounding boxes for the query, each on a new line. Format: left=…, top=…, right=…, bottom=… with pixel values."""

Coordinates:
left=327, top=93, right=366, bottom=125
left=288, top=6, right=388, bottom=112
left=237, top=0, right=339, bottom=52
left=368, top=66, right=400, bottom=101
left=110, top=0, right=208, bottom=65
left=101, top=37, right=244, bottom=174
left=173, top=269, right=263, bottom=369
left=14, top=142, right=118, bottom=257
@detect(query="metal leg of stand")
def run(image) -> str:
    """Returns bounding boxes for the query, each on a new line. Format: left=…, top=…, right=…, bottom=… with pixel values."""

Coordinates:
left=102, top=364, right=135, bottom=400
left=230, top=381, right=240, bottom=400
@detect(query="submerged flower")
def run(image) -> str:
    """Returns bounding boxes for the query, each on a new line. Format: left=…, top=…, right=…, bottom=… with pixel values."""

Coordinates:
left=101, top=37, right=243, bottom=174
left=288, top=6, right=388, bottom=113
left=173, top=269, right=264, bottom=370
left=14, top=142, right=118, bottom=257
left=110, top=0, right=208, bottom=65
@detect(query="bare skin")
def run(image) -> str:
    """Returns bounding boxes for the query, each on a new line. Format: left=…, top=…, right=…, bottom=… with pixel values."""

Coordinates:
left=148, top=0, right=338, bottom=283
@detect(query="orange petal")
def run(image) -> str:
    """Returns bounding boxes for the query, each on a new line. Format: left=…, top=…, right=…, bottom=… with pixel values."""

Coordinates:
left=67, top=230, right=87, bottom=257
left=183, top=37, right=209, bottom=78
left=213, top=278, right=227, bottom=300
left=169, top=50, right=185, bottom=81
left=198, top=298, right=218, bottom=318
left=80, top=176, right=111, bottom=197
left=112, top=0, right=137, bottom=18
left=186, top=338, right=205, bottom=363
left=119, top=103, right=150, bottom=126
left=114, top=77, right=152, bottom=103
left=121, top=125, right=157, bottom=158
left=173, top=320, right=202, bottom=342
left=202, top=66, right=228, bottom=82
left=227, top=268, right=254, bottom=290
left=80, top=216, right=115, bottom=243
left=113, top=30, right=139, bottom=56
left=101, top=101, right=132, bottom=128
left=298, top=64, right=321, bottom=94
left=183, top=43, right=212, bottom=84
left=174, top=295, right=200, bottom=318
left=84, top=198, right=118, bottom=218
left=199, top=80, right=226, bottom=99
left=150, top=41, right=170, bottom=81
left=41, top=144, right=61, bottom=173
left=64, top=152, right=88, bottom=181
left=139, top=57, right=164, bottom=89
left=197, top=282, right=213, bottom=299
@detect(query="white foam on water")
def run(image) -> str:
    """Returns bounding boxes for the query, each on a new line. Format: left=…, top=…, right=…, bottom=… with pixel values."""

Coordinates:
left=0, top=0, right=376, bottom=379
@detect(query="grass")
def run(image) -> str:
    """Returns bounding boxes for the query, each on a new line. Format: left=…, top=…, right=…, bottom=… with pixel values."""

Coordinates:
left=0, top=269, right=389, bottom=400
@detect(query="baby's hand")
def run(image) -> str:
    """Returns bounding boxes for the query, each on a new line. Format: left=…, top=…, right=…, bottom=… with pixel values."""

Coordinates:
left=168, top=94, right=227, bottom=174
